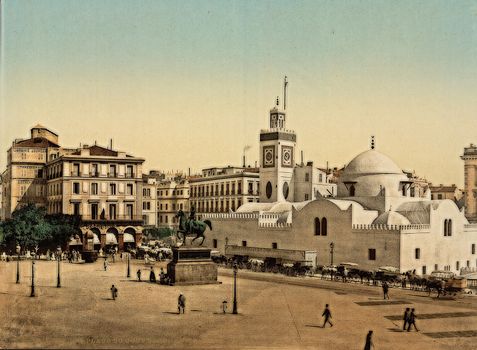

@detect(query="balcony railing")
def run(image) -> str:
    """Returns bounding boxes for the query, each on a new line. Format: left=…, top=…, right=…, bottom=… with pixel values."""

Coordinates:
left=81, top=215, right=143, bottom=222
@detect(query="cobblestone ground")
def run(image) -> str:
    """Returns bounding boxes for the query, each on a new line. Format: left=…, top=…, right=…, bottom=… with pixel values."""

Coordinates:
left=1, top=259, right=477, bottom=349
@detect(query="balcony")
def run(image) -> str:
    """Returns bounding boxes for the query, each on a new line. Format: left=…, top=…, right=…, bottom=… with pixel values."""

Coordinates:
left=81, top=214, right=143, bottom=223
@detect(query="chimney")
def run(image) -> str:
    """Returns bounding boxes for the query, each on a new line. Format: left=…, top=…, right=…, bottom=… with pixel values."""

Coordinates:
left=109, top=138, right=113, bottom=150
left=243, top=155, right=246, bottom=167
left=301, top=151, right=304, bottom=166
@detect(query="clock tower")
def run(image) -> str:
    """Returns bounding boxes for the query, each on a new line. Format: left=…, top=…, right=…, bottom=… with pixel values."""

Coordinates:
left=259, top=93, right=296, bottom=203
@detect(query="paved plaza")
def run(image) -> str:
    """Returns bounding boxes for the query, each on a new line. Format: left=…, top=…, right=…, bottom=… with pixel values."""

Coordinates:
left=1, top=259, right=477, bottom=349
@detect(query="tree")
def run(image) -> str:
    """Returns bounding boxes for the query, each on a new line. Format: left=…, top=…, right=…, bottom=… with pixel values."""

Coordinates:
left=144, top=227, right=174, bottom=240
left=0, top=204, right=81, bottom=250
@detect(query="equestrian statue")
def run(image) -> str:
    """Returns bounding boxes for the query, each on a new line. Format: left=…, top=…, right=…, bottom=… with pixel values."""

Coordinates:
left=174, top=207, right=212, bottom=246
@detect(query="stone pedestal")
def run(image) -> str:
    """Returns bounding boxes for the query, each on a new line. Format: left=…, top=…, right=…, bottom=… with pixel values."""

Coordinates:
left=167, top=247, right=218, bottom=285
left=82, top=250, right=98, bottom=263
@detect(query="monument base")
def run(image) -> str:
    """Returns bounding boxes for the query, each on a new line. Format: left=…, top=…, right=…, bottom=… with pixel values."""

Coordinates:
left=167, top=247, right=218, bottom=285
left=82, top=251, right=98, bottom=263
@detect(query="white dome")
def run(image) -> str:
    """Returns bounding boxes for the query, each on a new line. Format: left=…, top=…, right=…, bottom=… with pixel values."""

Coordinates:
left=343, top=150, right=402, bottom=176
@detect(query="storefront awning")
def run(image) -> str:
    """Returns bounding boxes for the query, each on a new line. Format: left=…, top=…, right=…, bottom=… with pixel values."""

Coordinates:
left=93, top=233, right=100, bottom=245
left=123, top=233, right=135, bottom=243
left=106, top=233, right=118, bottom=245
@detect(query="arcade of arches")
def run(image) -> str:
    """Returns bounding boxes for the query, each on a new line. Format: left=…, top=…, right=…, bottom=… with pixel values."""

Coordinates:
left=79, top=225, right=142, bottom=251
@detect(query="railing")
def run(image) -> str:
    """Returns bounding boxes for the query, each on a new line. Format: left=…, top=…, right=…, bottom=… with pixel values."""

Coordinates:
left=204, top=212, right=260, bottom=219
left=81, top=215, right=143, bottom=221
left=258, top=222, right=292, bottom=229
left=352, top=224, right=430, bottom=232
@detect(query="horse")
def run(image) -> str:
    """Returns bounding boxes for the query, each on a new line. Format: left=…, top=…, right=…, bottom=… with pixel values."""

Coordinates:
left=175, top=210, right=212, bottom=246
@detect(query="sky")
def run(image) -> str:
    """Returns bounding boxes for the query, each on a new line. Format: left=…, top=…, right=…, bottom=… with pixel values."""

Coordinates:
left=1, top=0, right=477, bottom=186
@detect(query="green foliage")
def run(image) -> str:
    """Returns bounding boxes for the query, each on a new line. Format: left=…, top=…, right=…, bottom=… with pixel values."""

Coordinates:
left=144, top=227, right=174, bottom=240
left=0, top=204, right=81, bottom=249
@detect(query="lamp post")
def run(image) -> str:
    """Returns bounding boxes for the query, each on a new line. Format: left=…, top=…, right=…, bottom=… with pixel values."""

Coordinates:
left=127, top=252, right=131, bottom=278
left=329, top=242, right=335, bottom=281
left=30, top=260, right=35, bottom=297
left=16, top=244, right=20, bottom=284
left=232, top=263, right=238, bottom=314
left=56, top=246, right=61, bottom=288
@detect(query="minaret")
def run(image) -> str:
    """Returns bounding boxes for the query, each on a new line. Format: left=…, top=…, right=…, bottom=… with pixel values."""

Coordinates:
left=259, top=77, right=296, bottom=203
left=461, top=144, right=477, bottom=222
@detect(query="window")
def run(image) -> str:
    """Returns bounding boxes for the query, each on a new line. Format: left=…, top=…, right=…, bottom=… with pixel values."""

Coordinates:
left=126, top=204, right=133, bottom=219
left=272, top=242, right=278, bottom=249
left=126, top=165, right=133, bottom=178
left=237, top=183, right=242, bottom=195
left=467, top=260, right=470, bottom=268
left=473, top=244, right=476, bottom=255
left=368, top=249, right=376, bottom=261
left=456, top=261, right=460, bottom=271
left=109, top=165, right=116, bottom=177
left=349, top=185, right=355, bottom=197
left=438, top=194, right=443, bottom=199
left=319, top=174, right=323, bottom=182
left=91, top=183, right=98, bottom=195
left=91, top=164, right=99, bottom=176
left=73, top=203, right=80, bottom=216
left=422, top=266, right=427, bottom=275
left=402, top=186, right=406, bottom=196
left=126, top=184, right=133, bottom=195
left=109, top=204, right=117, bottom=220
left=415, top=248, right=421, bottom=259
left=321, top=218, right=328, bottom=236
left=242, top=241, right=247, bottom=247
left=165, top=216, right=168, bottom=223
left=434, top=264, right=438, bottom=271
left=410, top=187, right=415, bottom=197
left=305, top=173, right=309, bottom=182
left=266, top=182, right=272, bottom=199
left=72, top=163, right=80, bottom=176
left=305, top=194, right=309, bottom=201
left=73, top=182, right=80, bottom=194
left=447, top=219, right=452, bottom=236
left=91, top=203, right=98, bottom=220
left=109, top=183, right=117, bottom=195
left=314, top=218, right=321, bottom=235
left=213, top=239, right=218, bottom=248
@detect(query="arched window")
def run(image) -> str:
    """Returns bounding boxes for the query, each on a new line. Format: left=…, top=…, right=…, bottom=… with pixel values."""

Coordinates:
left=321, top=218, right=328, bottom=236
left=314, top=218, right=320, bottom=235
left=447, top=219, right=452, bottom=236
left=402, top=186, right=406, bottom=196
left=444, top=219, right=448, bottom=236
left=349, top=185, right=355, bottom=197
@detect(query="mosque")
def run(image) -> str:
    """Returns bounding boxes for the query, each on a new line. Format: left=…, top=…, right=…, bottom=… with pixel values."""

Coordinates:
left=203, top=83, right=477, bottom=275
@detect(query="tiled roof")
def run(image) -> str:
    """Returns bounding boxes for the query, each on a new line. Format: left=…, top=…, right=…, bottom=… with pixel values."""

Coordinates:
left=71, top=145, right=118, bottom=157
left=429, top=185, right=457, bottom=192
left=15, top=137, right=60, bottom=148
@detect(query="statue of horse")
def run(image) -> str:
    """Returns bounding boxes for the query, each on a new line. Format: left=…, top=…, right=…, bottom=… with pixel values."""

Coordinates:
left=174, top=210, right=212, bottom=246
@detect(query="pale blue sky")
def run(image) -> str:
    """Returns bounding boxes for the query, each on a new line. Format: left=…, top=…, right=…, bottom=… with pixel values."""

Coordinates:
left=1, top=0, right=477, bottom=185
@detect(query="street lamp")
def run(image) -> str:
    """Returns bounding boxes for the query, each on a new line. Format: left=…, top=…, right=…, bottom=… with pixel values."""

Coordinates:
left=329, top=242, right=335, bottom=281
left=56, top=246, right=62, bottom=288
left=30, top=259, right=35, bottom=297
left=16, top=244, right=20, bottom=284
left=127, top=252, right=131, bottom=278
left=232, top=263, right=238, bottom=314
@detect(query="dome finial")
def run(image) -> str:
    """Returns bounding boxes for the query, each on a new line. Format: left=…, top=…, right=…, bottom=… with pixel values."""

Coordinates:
left=371, top=135, right=375, bottom=150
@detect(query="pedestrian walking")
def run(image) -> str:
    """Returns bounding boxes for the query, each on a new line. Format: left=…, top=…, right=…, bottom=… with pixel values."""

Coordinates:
left=137, top=269, right=142, bottom=281
left=364, top=330, right=374, bottom=350
left=403, top=308, right=411, bottom=331
left=103, top=259, right=108, bottom=271
left=321, top=304, right=333, bottom=328
left=382, top=281, right=390, bottom=300
left=407, top=308, right=419, bottom=332
left=149, top=266, right=156, bottom=283
left=178, top=293, right=186, bottom=314
left=222, top=300, right=228, bottom=314
left=110, top=285, right=118, bottom=300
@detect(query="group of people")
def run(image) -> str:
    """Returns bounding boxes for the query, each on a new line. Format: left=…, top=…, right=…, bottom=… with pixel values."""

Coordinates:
left=136, top=267, right=171, bottom=285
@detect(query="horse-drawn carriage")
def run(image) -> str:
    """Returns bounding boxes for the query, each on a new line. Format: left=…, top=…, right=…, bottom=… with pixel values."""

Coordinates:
left=427, top=270, right=468, bottom=297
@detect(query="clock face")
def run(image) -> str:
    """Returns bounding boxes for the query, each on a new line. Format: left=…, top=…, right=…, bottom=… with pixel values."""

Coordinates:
left=263, top=146, right=275, bottom=167
left=281, top=146, right=293, bottom=167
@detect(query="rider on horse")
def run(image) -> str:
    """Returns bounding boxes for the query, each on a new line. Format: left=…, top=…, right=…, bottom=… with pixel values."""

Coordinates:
left=188, top=206, right=197, bottom=234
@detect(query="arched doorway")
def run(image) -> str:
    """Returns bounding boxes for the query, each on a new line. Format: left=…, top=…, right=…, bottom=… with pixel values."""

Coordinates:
left=105, top=227, right=119, bottom=253
left=123, top=227, right=136, bottom=251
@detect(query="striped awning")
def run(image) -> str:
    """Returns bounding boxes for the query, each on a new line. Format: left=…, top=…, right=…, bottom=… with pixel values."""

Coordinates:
left=123, top=233, right=135, bottom=243
left=106, top=233, right=118, bottom=245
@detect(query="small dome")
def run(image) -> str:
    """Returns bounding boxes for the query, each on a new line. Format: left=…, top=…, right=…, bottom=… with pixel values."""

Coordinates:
left=372, top=211, right=410, bottom=226
left=344, top=150, right=402, bottom=176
